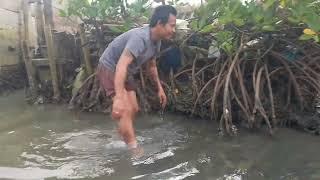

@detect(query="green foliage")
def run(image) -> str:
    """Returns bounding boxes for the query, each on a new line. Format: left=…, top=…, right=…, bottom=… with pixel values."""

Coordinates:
left=215, top=31, right=236, bottom=55
left=127, top=0, right=152, bottom=18
left=60, top=0, right=122, bottom=20
left=60, top=0, right=151, bottom=32
left=287, top=1, right=320, bottom=30
left=191, top=0, right=320, bottom=54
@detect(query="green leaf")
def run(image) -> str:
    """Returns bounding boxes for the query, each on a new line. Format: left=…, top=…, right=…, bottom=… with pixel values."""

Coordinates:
left=59, top=9, right=67, bottom=17
left=288, top=17, right=300, bottom=24
left=221, top=41, right=233, bottom=55
left=190, top=20, right=199, bottom=31
left=314, top=35, right=320, bottom=43
left=305, top=14, right=320, bottom=31
left=299, top=34, right=314, bottom=41
left=280, top=0, right=287, bottom=7
left=233, top=18, right=245, bottom=26
left=251, top=26, right=258, bottom=31
left=219, top=16, right=233, bottom=25
left=200, top=24, right=214, bottom=33
left=262, top=25, right=276, bottom=31
left=199, top=17, right=208, bottom=29
left=254, top=14, right=264, bottom=23
left=263, top=0, right=277, bottom=10
left=108, top=26, right=126, bottom=34
left=86, top=7, right=98, bottom=18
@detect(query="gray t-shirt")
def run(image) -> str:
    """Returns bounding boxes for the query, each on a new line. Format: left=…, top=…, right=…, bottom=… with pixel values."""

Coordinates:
left=99, top=26, right=161, bottom=75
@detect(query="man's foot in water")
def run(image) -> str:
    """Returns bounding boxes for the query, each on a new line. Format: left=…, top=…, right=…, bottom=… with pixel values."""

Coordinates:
left=128, top=141, right=144, bottom=159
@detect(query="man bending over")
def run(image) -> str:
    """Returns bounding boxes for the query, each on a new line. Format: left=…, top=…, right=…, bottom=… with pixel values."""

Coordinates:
left=97, top=5, right=177, bottom=150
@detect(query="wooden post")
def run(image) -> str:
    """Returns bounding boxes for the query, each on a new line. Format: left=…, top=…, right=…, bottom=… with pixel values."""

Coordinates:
left=43, top=0, right=54, bottom=28
left=42, top=0, right=60, bottom=101
left=44, top=24, right=60, bottom=100
left=21, top=0, right=37, bottom=96
left=35, top=1, right=45, bottom=46
left=18, top=4, right=23, bottom=63
left=79, top=24, right=93, bottom=75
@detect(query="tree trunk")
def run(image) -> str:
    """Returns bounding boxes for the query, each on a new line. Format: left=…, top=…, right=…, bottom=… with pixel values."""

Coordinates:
left=79, top=24, right=93, bottom=75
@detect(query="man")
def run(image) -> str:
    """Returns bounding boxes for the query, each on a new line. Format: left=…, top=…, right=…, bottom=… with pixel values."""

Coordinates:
left=97, top=5, right=177, bottom=150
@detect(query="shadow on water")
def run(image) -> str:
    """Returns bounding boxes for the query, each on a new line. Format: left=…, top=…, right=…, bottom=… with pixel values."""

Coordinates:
left=1, top=91, right=320, bottom=179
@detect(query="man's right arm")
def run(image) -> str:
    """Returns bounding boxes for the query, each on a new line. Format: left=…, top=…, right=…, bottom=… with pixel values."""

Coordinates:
left=114, top=48, right=134, bottom=97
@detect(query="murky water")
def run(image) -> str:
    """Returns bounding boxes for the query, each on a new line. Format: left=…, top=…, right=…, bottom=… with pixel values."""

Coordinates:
left=1, top=91, right=320, bottom=180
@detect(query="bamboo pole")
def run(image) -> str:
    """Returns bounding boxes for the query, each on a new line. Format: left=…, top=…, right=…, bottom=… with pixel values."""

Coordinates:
left=21, top=0, right=37, bottom=96
left=42, top=0, right=60, bottom=101
left=79, top=24, right=93, bottom=75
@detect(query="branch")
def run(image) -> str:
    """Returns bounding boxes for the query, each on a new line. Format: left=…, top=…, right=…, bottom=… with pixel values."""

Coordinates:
left=0, top=7, right=19, bottom=14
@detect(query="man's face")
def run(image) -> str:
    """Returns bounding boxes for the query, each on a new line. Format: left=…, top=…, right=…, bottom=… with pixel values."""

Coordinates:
left=159, top=14, right=176, bottom=40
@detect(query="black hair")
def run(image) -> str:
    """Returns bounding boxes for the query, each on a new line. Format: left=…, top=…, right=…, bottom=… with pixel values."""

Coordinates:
left=149, top=5, right=177, bottom=27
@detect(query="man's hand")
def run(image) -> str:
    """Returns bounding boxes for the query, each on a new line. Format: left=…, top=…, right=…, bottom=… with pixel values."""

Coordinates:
left=158, top=87, right=167, bottom=109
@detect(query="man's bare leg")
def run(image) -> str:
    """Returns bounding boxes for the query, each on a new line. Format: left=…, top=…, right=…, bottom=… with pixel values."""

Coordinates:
left=113, top=90, right=139, bottom=149
left=117, top=112, right=136, bottom=148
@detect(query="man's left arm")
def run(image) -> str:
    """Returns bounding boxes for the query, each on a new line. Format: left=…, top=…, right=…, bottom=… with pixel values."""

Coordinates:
left=147, top=58, right=167, bottom=108
left=147, top=58, right=162, bottom=91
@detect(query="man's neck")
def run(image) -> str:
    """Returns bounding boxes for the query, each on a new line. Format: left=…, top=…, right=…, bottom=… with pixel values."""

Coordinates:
left=150, top=27, right=161, bottom=42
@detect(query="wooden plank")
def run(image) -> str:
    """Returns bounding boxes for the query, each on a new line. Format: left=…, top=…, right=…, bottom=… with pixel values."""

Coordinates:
left=32, top=58, right=67, bottom=67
